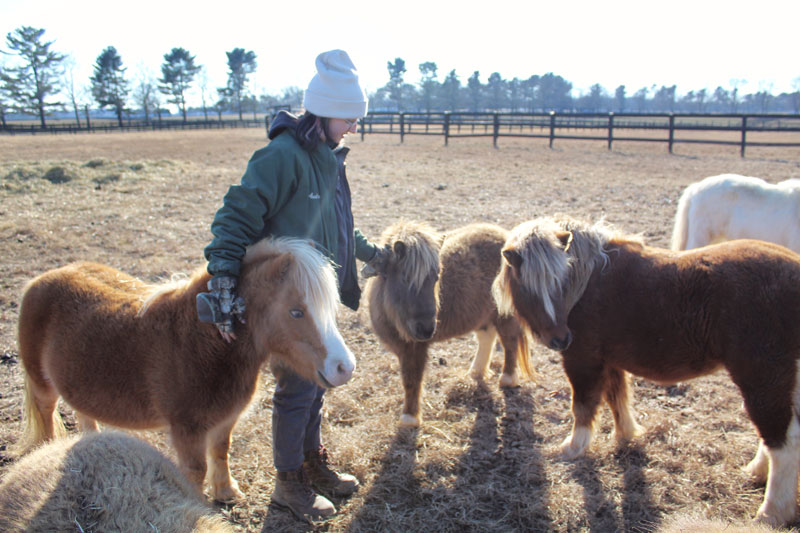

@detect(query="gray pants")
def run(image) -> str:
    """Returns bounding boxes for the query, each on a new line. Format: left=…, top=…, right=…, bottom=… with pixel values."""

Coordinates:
left=272, top=369, right=325, bottom=472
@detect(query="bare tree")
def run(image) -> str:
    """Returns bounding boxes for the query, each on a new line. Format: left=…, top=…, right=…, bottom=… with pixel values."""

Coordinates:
left=63, top=58, right=85, bottom=126
left=132, top=66, right=158, bottom=123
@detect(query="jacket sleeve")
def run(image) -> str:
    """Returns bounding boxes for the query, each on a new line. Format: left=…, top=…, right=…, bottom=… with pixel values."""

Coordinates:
left=204, top=149, right=298, bottom=277
left=354, top=228, right=379, bottom=262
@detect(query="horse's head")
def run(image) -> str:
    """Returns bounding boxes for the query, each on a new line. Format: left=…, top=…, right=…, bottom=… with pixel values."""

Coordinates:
left=371, top=221, right=443, bottom=342
left=241, top=238, right=355, bottom=388
left=493, top=218, right=575, bottom=352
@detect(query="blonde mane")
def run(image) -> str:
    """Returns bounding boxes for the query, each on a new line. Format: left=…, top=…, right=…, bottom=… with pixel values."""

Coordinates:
left=244, top=237, right=340, bottom=332
left=140, top=237, right=339, bottom=332
left=380, top=220, right=442, bottom=291
left=496, top=215, right=637, bottom=322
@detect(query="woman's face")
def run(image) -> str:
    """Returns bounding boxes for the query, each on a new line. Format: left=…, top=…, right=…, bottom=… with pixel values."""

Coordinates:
left=326, top=118, right=358, bottom=144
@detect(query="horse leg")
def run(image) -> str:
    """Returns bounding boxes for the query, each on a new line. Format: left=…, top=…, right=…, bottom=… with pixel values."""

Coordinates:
left=744, top=440, right=769, bottom=484
left=496, top=316, right=532, bottom=387
left=398, top=343, right=429, bottom=427
left=170, top=425, right=209, bottom=496
left=734, top=362, right=800, bottom=526
left=754, top=419, right=800, bottom=527
left=561, top=355, right=605, bottom=459
left=603, top=367, right=644, bottom=443
left=468, top=326, right=497, bottom=381
left=76, top=413, right=99, bottom=432
left=207, top=416, right=245, bottom=503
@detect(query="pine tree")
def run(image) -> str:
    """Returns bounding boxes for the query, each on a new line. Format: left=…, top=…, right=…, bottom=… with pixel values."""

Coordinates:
left=90, top=46, right=130, bottom=127
left=159, top=47, right=201, bottom=122
left=224, top=48, right=257, bottom=120
left=0, top=26, right=66, bottom=128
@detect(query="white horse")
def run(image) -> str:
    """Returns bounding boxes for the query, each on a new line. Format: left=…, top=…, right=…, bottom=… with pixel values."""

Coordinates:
left=671, top=174, right=800, bottom=251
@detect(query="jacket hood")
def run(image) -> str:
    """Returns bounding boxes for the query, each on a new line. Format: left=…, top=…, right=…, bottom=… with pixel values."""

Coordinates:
left=268, top=110, right=300, bottom=140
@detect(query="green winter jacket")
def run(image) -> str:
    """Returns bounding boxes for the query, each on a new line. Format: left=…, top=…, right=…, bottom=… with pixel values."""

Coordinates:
left=204, top=126, right=376, bottom=310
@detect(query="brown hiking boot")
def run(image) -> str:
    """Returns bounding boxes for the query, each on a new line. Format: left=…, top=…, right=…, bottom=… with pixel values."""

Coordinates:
left=303, top=445, right=360, bottom=497
left=272, top=468, right=335, bottom=522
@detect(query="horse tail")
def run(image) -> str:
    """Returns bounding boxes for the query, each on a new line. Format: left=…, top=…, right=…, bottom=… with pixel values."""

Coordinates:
left=670, top=184, right=694, bottom=251
left=20, top=371, right=67, bottom=453
left=516, top=329, right=536, bottom=379
left=17, top=277, right=67, bottom=453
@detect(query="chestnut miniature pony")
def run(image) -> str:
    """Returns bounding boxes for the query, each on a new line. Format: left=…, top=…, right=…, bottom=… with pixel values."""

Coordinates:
left=671, top=173, right=800, bottom=252
left=17, top=237, right=355, bottom=502
left=493, top=214, right=800, bottom=527
left=367, top=221, right=533, bottom=427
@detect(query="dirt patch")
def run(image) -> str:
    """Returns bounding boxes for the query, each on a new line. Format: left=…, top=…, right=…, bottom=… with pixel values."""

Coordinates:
left=1, top=129, right=799, bottom=532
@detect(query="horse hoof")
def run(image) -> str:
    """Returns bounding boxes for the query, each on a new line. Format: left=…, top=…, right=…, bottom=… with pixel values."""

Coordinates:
left=755, top=504, right=794, bottom=529
left=399, top=414, right=420, bottom=427
left=468, top=368, right=486, bottom=381
left=499, top=373, right=519, bottom=387
left=213, top=482, right=245, bottom=504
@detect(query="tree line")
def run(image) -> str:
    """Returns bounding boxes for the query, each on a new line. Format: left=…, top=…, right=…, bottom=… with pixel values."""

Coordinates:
left=2, top=26, right=799, bottom=130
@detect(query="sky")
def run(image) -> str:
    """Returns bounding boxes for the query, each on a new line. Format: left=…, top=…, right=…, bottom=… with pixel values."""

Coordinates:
left=2, top=0, right=798, bottom=108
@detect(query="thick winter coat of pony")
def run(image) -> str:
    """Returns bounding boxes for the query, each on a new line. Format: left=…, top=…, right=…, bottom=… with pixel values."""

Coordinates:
left=367, top=221, right=532, bottom=427
left=671, top=173, right=800, bottom=251
left=0, top=432, right=234, bottom=532
left=495, top=214, right=800, bottom=527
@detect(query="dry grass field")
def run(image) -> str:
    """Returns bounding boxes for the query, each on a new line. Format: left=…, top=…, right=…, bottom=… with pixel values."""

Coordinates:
left=1, top=128, right=800, bottom=532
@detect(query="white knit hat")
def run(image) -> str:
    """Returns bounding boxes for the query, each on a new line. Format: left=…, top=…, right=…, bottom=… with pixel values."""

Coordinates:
left=303, top=50, right=368, bottom=119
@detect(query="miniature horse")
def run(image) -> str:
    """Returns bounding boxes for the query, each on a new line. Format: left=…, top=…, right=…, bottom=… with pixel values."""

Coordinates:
left=671, top=173, right=800, bottom=252
left=494, top=214, right=800, bottom=527
left=17, top=237, right=354, bottom=502
left=367, top=221, right=533, bottom=427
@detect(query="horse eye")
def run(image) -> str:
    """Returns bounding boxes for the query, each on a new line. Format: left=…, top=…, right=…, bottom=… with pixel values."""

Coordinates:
left=290, top=309, right=304, bottom=319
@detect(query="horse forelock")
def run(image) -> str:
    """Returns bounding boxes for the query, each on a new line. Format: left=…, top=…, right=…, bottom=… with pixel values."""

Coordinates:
left=382, top=221, right=442, bottom=291
left=504, top=216, right=622, bottom=322
left=244, top=237, right=339, bottom=332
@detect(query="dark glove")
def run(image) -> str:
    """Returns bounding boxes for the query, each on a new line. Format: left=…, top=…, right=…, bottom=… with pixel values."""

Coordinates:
left=196, top=275, right=246, bottom=342
left=360, top=245, right=391, bottom=279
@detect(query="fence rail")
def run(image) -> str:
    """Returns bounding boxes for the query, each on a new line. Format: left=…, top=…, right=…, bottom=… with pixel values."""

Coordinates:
left=0, top=118, right=265, bottom=135
left=359, top=112, right=800, bottom=157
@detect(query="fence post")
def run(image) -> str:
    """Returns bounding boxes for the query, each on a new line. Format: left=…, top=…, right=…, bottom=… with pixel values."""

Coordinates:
left=84, top=105, right=91, bottom=132
left=668, top=114, right=675, bottom=154
left=607, top=112, right=614, bottom=151
left=444, top=112, right=450, bottom=146
left=740, top=116, right=748, bottom=158
left=549, top=111, right=556, bottom=148
left=264, top=114, right=270, bottom=139
left=493, top=113, right=499, bottom=148
left=400, top=113, right=405, bottom=143
left=361, top=116, right=365, bottom=141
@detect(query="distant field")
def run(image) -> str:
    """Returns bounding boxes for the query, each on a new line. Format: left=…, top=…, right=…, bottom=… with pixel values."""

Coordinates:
left=1, top=130, right=799, bottom=531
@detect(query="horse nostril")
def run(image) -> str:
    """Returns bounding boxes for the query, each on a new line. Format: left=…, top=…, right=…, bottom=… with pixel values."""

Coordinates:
left=550, top=332, right=572, bottom=351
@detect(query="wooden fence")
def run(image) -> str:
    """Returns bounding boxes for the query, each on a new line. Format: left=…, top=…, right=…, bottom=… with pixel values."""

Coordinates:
left=0, top=118, right=265, bottom=135
left=359, top=112, right=800, bottom=157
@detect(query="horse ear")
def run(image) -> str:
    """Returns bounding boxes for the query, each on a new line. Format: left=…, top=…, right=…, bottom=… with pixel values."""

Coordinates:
left=267, top=253, right=294, bottom=282
left=556, top=231, right=573, bottom=252
left=394, top=241, right=407, bottom=259
left=502, top=248, right=523, bottom=271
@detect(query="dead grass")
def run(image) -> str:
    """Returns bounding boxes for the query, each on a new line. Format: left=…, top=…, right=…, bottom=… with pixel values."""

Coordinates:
left=1, top=129, right=800, bottom=532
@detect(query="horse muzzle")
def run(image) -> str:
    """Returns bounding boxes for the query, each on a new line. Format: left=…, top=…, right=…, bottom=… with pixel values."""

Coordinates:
left=409, top=319, right=437, bottom=342
left=549, top=331, right=573, bottom=352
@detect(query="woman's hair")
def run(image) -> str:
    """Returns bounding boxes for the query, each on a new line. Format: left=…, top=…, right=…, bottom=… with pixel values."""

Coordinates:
left=295, top=112, right=329, bottom=151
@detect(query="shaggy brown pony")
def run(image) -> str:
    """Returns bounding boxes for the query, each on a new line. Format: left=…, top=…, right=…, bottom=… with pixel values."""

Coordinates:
left=368, top=221, right=533, bottom=427
left=17, top=237, right=354, bottom=502
left=0, top=432, right=234, bottom=532
left=494, top=214, right=800, bottom=527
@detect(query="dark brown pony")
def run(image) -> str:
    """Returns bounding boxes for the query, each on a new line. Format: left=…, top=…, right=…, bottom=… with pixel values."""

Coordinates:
left=494, top=214, right=800, bottom=527
left=17, top=237, right=354, bottom=502
left=367, top=221, right=533, bottom=427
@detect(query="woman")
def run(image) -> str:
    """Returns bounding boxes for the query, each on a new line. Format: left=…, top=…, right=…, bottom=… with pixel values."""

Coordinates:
left=200, top=50, right=386, bottom=521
